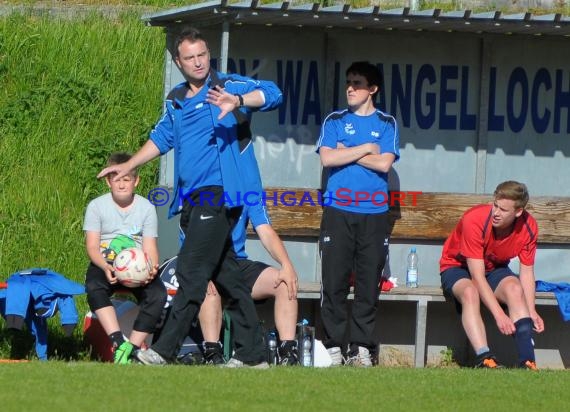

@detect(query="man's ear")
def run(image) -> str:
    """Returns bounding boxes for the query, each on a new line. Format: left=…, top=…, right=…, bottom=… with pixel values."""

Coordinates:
left=369, top=85, right=379, bottom=96
left=134, top=175, right=140, bottom=188
left=105, top=176, right=112, bottom=188
left=515, top=208, right=524, bottom=218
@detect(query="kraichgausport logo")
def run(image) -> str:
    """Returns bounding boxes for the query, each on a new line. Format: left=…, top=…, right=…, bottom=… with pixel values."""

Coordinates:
left=147, top=188, right=422, bottom=208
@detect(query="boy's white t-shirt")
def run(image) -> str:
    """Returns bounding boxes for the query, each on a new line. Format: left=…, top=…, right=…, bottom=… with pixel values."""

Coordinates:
left=83, top=193, right=158, bottom=263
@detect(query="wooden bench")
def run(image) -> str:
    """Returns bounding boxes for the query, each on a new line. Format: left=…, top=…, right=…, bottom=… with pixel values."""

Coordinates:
left=263, top=188, right=570, bottom=242
left=298, top=282, right=558, bottom=367
left=259, top=188, right=570, bottom=367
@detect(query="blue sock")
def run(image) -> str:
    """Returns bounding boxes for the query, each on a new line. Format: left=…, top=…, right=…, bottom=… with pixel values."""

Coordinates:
left=514, top=317, right=535, bottom=364
left=475, top=346, right=490, bottom=356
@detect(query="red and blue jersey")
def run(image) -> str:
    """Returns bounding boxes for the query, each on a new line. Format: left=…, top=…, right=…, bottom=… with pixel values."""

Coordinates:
left=440, top=204, right=538, bottom=273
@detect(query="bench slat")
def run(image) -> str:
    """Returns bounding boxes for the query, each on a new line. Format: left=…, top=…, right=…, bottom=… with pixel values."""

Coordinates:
left=262, top=188, right=570, bottom=244
left=297, top=282, right=556, bottom=303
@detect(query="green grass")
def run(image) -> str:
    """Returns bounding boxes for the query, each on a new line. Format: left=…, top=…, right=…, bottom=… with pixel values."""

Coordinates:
left=0, top=363, right=569, bottom=411
left=0, top=11, right=166, bottom=357
left=0, top=0, right=193, bottom=7
left=1, top=0, right=569, bottom=363
left=0, top=13, right=164, bottom=274
left=2, top=0, right=570, bottom=14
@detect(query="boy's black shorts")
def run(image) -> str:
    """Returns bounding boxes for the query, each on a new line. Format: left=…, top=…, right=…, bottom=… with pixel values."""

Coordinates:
left=85, top=262, right=167, bottom=333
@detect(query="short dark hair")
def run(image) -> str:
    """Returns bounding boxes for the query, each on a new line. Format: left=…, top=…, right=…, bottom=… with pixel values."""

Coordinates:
left=494, top=180, right=529, bottom=209
left=174, top=27, right=209, bottom=58
left=106, top=152, right=138, bottom=176
left=346, top=61, right=383, bottom=97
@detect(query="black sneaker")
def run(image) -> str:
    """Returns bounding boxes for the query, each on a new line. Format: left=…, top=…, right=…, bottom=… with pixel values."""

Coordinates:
left=203, top=341, right=225, bottom=365
left=278, top=340, right=299, bottom=366
left=177, top=351, right=203, bottom=365
left=475, top=352, right=504, bottom=369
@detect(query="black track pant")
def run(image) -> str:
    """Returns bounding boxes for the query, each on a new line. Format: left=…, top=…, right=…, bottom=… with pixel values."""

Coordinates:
left=152, top=187, right=265, bottom=363
left=319, top=206, right=389, bottom=350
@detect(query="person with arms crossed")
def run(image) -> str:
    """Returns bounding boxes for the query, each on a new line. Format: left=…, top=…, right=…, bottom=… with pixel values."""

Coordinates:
left=98, top=27, right=283, bottom=367
left=84, top=152, right=166, bottom=364
left=440, top=180, right=545, bottom=369
left=316, top=61, right=400, bottom=367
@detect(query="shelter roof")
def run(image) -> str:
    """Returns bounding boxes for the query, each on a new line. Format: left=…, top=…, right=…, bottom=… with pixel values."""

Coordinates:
left=143, top=1, right=570, bottom=37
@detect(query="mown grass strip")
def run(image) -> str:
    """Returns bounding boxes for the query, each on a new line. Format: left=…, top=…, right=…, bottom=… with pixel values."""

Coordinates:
left=1, top=362, right=570, bottom=411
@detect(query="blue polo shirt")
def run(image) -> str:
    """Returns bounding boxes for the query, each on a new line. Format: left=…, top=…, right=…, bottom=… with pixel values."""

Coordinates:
left=316, top=109, right=400, bottom=214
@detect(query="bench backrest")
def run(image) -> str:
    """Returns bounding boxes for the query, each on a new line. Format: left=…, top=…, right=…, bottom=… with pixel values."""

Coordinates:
left=260, top=188, right=570, bottom=244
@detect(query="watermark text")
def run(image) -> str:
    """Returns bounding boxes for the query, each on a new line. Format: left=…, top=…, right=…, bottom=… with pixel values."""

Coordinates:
left=147, top=188, right=422, bottom=208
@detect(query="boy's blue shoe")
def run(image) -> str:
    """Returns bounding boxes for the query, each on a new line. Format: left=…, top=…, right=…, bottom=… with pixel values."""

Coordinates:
left=114, top=341, right=134, bottom=365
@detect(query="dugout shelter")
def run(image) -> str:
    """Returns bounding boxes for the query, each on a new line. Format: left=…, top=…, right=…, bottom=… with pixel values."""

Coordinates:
left=143, top=1, right=570, bottom=367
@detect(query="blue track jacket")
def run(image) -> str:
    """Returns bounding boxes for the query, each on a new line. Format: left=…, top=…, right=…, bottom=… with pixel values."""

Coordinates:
left=0, top=269, right=85, bottom=360
left=536, top=280, right=570, bottom=321
left=150, top=71, right=283, bottom=218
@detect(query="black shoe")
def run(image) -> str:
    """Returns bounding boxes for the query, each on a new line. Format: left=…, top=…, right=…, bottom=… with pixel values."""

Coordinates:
left=278, top=340, right=299, bottom=366
left=475, top=352, right=504, bottom=369
left=203, top=341, right=225, bottom=365
left=369, top=347, right=379, bottom=366
left=177, top=351, right=203, bottom=365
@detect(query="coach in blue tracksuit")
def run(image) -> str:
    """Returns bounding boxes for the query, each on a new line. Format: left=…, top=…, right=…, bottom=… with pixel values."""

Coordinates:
left=196, top=143, right=300, bottom=366
left=98, top=27, right=282, bottom=367
left=316, top=61, right=400, bottom=367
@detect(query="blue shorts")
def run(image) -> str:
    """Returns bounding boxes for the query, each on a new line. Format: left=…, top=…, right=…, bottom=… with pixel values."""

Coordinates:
left=440, top=266, right=516, bottom=296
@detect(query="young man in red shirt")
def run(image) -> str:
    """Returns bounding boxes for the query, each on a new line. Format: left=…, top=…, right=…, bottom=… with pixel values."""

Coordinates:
left=440, top=181, right=545, bottom=369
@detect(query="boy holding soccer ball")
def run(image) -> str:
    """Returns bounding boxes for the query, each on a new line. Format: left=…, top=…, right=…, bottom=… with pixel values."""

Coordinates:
left=83, top=152, right=166, bottom=364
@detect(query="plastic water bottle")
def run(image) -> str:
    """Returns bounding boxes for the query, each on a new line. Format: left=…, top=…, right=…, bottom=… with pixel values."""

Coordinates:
left=297, top=319, right=314, bottom=367
left=406, top=247, right=419, bottom=288
left=302, top=334, right=312, bottom=367
left=267, top=331, right=277, bottom=365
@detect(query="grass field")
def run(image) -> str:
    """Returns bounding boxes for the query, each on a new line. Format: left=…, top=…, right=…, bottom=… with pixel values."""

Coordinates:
left=1, top=5, right=569, bottom=410
left=1, top=362, right=569, bottom=411
left=0, top=9, right=167, bottom=359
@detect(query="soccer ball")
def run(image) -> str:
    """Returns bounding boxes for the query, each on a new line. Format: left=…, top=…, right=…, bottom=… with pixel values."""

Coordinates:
left=113, top=248, right=151, bottom=288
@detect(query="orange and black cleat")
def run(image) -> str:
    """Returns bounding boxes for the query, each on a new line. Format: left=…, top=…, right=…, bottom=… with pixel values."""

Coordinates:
left=521, top=360, right=539, bottom=371
left=475, top=354, right=504, bottom=369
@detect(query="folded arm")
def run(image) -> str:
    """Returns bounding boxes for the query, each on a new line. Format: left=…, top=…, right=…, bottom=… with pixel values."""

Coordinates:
left=319, top=143, right=379, bottom=168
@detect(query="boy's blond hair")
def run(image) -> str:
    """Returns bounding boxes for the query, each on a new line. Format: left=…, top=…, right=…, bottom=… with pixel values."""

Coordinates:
left=494, top=181, right=529, bottom=210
